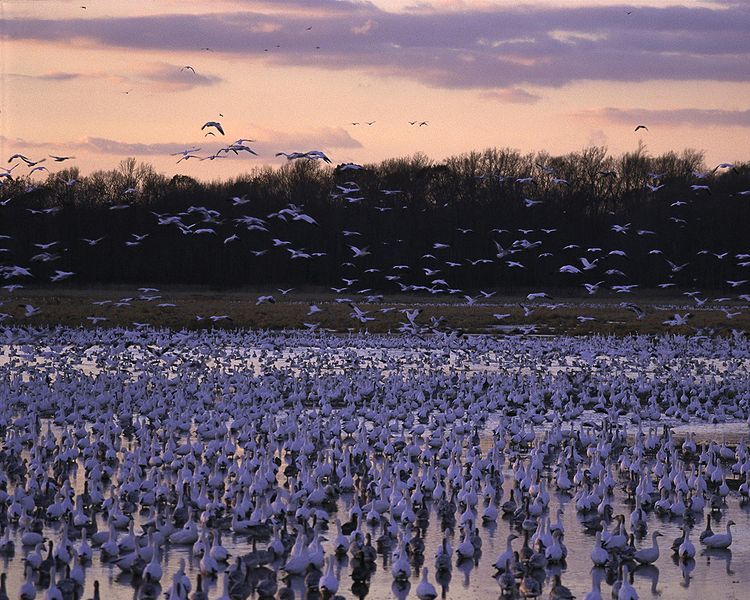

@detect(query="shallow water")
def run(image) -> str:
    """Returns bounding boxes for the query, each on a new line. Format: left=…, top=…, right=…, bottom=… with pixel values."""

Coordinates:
left=3, top=446, right=750, bottom=600
left=1, top=329, right=750, bottom=599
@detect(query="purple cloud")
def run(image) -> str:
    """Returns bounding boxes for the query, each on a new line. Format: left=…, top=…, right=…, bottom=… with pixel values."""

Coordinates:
left=3, top=3, right=750, bottom=92
left=80, top=137, right=197, bottom=156
left=8, top=71, right=95, bottom=83
left=30, top=71, right=86, bottom=81
left=2, top=127, right=361, bottom=161
left=580, top=107, right=750, bottom=128
left=478, top=88, right=541, bottom=104
left=255, top=126, right=362, bottom=150
left=139, top=63, right=223, bottom=91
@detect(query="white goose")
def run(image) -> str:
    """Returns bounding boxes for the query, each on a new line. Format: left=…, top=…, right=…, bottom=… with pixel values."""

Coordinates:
left=634, top=531, right=662, bottom=564
left=416, top=567, right=438, bottom=599
left=702, top=520, right=735, bottom=549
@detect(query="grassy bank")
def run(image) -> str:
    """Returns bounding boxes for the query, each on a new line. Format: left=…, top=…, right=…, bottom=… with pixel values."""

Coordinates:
left=2, top=286, right=749, bottom=336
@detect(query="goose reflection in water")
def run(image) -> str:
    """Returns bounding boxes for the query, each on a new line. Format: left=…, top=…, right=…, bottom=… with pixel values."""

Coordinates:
left=704, top=547, right=733, bottom=576
left=634, top=563, right=660, bottom=596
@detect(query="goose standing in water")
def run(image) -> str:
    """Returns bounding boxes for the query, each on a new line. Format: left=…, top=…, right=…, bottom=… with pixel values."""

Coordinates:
left=20, top=565, right=37, bottom=600
left=319, top=555, right=339, bottom=597
left=634, top=531, right=662, bottom=565
left=678, top=525, right=696, bottom=559
left=702, top=520, right=735, bottom=549
left=700, top=514, right=715, bottom=542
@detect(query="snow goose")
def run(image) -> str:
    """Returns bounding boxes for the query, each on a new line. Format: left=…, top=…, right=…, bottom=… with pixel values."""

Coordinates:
left=702, top=520, right=735, bottom=549
left=634, top=531, right=662, bottom=564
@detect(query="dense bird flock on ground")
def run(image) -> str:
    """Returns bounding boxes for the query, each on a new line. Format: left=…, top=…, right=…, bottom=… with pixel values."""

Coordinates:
left=0, top=327, right=749, bottom=600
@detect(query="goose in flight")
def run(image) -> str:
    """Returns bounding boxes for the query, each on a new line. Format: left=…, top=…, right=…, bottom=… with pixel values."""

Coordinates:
left=218, top=143, right=257, bottom=156
left=171, top=147, right=201, bottom=157
left=50, top=270, right=74, bottom=282
left=181, top=66, right=196, bottom=73
left=21, top=304, right=40, bottom=317
left=527, top=292, right=552, bottom=300
left=713, top=162, right=739, bottom=174
left=611, top=223, right=631, bottom=234
left=338, top=162, right=365, bottom=171
left=583, top=281, right=605, bottom=295
left=8, top=154, right=46, bottom=170
left=559, top=265, right=581, bottom=274
left=34, top=241, right=58, bottom=250
left=292, top=213, right=318, bottom=225
left=7, top=153, right=34, bottom=164
left=276, top=150, right=331, bottom=163
left=663, top=312, right=692, bottom=326
left=621, top=302, right=645, bottom=320
left=579, top=257, right=599, bottom=271
left=349, top=303, right=375, bottom=323
left=201, top=121, right=225, bottom=135
left=49, top=155, right=75, bottom=162
left=612, top=284, right=638, bottom=293
left=634, top=125, right=648, bottom=132
left=82, top=236, right=105, bottom=246
left=666, top=260, right=688, bottom=273
left=349, top=245, right=370, bottom=258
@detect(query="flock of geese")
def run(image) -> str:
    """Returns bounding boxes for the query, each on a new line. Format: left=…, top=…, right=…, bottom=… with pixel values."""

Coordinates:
left=0, top=326, right=748, bottom=599
left=0, top=76, right=749, bottom=600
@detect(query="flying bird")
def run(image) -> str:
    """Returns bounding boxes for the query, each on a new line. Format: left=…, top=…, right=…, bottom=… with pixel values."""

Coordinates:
left=50, top=270, right=75, bottom=282
left=276, top=151, right=331, bottom=163
left=201, top=121, right=225, bottom=135
left=181, top=66, right=196, bottom=73
left=349, top=245, right=370, bottom=258
left=634, top=125, right=649, bottom=132
left=527, top=292, right=552, bottom=301
left=663, top=312, right=692, bottom=326
left=20, top=304, right=41, bottom=317
left=621, top=302, right=646, bottom=320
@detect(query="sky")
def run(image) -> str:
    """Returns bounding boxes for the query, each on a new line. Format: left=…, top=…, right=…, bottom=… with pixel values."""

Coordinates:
left=1, top=0, right=749, bottom=179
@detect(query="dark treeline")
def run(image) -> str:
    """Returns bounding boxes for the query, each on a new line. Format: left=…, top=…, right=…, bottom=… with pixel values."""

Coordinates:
left=1, top=146, right=749, bottom=293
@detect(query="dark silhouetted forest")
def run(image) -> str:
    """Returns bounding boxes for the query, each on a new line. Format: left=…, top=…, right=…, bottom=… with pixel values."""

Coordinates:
left=1, top=146, right=749, bottom=293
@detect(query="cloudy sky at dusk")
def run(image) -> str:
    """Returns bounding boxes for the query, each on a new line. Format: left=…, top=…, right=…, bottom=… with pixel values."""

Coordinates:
left=1, top=0, right=748, bottom=179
